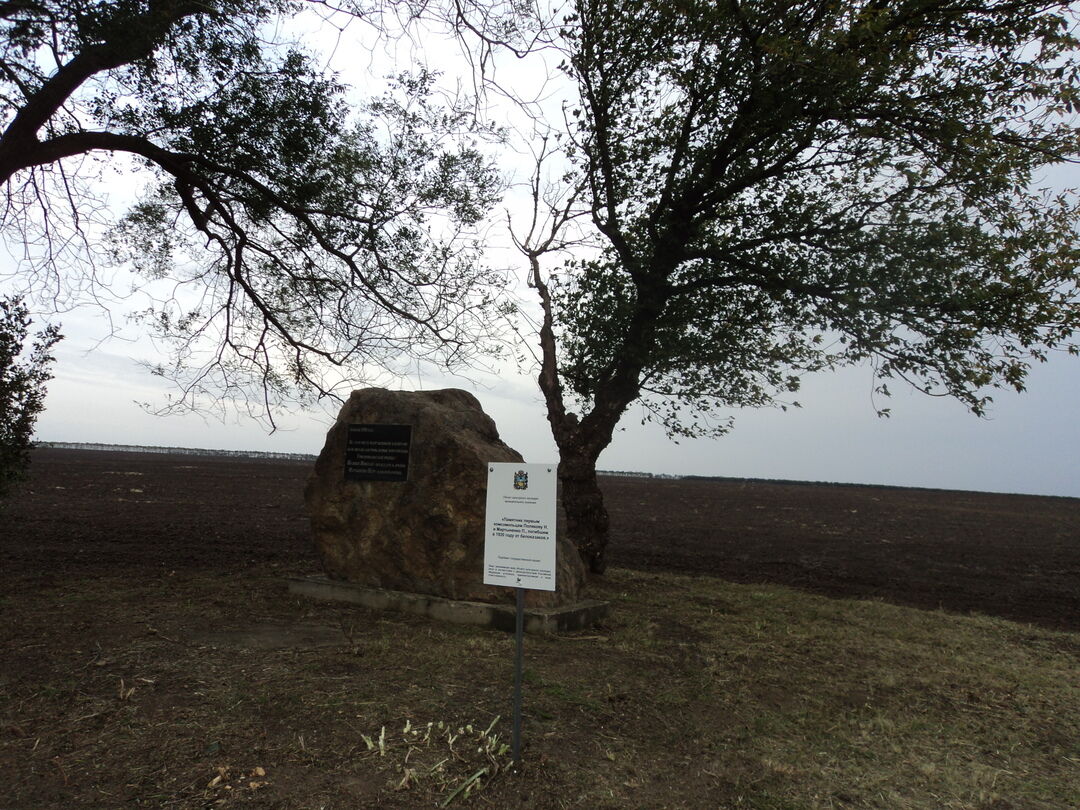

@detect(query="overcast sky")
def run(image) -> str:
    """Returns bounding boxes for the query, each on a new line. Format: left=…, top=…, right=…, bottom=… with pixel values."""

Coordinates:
left=11, top=7, right=1080, bottom=499
left=31, top=300, right=1080, bottom=498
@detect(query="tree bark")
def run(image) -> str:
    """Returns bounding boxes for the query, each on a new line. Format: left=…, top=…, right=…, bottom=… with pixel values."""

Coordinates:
left=558, top=440, right=610, bottom=575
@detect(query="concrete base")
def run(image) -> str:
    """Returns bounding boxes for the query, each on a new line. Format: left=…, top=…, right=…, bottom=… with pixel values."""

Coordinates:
left=288, top=575, right=609, bottom=635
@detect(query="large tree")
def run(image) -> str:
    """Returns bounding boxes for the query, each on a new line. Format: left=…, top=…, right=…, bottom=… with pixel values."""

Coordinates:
left=0, top=295, right=60, bottom=500
left=0, top=0, right=502, bottom=418
left=491, top=0, right=1080, bottom=573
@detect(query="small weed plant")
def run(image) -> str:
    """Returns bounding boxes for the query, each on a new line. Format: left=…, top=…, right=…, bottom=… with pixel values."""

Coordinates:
left=361, top=716, right=512, bottom=806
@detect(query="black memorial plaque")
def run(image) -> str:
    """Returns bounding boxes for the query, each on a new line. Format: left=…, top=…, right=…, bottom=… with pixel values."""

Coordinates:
left=344, top=424, right=412, bottom=482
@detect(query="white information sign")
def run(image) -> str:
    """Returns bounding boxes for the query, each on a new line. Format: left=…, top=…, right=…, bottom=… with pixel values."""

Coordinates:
left=483, top=462, right=557, bottom=591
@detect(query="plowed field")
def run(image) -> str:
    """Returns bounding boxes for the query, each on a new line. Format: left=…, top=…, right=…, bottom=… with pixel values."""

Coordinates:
left=5, top=448, right=1078, bottom=631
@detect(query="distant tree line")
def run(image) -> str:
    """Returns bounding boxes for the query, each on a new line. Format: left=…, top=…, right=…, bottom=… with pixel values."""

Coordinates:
left=598, top=470, right=681, bottom=480
left=34, top=442, right=316, bottom=462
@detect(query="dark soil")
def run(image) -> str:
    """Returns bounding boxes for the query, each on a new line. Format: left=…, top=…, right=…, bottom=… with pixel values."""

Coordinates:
left=602, top=475, right=1080, bottom=632
left=2, top=448, right=1079, bottom=809
left=4, top=448, right=1079, bottom=632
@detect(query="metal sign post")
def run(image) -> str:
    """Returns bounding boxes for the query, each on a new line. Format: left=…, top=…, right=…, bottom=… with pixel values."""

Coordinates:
left=483, top=462, right=557, bottom=766
left=512, top=586, right=525, bottom=763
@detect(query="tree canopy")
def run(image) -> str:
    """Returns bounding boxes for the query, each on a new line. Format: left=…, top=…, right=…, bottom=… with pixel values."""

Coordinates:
left=0, top=0, right=503, bottom=419
left=492, top=0, right=1080, bottom=571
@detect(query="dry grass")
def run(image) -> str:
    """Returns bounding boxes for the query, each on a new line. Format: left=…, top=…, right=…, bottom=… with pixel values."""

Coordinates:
left=1, top=565, right=1078, bottom=809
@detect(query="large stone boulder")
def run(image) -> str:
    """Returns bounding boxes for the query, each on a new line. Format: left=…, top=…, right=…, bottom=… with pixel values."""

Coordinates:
left=305, top=388, right=586, bottom=607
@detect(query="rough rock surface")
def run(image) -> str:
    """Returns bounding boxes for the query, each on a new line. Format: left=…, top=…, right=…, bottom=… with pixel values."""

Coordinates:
left=305, top=388, right=586, bottom=607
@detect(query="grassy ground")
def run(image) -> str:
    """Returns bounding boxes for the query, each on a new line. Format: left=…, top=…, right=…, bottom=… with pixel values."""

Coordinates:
left=1, top=565, right=1077, bottom=809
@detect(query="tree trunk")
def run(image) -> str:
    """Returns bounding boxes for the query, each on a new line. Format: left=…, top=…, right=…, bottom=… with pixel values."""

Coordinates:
left=559, top=446, right=610, bottom=575
left=527, top=250, right=645, bottom=576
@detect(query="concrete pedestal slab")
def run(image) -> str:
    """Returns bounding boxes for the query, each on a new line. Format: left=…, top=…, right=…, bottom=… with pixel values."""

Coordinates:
left=287, top=575, right=609, bottom=634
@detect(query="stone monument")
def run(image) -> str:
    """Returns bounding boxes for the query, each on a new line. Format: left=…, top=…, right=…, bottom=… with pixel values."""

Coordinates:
left=304, top=388, right=587, bottom=608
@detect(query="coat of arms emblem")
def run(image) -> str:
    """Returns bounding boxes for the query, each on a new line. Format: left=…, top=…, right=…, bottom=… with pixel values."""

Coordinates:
left=513, top=470, right=529, bottom=490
